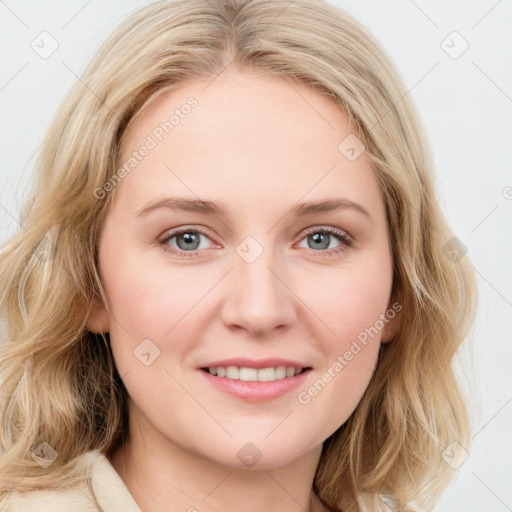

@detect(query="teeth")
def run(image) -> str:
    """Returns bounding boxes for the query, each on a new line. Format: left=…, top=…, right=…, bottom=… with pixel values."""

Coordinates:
left=240, top=367, right=258, bottom=381
left=275, top=366, right=287, bottom=379
left=207, top=365, right=305, bottom=382
left=257, top=367, right=275, bottom=381
left=226, top=366, right=239, bottom=379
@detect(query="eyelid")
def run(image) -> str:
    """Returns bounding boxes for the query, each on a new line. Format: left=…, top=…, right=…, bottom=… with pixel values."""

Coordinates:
left=158, top=224, right=214, bottom=238
left=299, top=225, right=352, bottom=243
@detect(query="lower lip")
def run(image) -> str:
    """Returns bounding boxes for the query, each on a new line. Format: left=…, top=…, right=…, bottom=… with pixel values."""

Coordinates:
left=198, top=369, right=312, bottom=402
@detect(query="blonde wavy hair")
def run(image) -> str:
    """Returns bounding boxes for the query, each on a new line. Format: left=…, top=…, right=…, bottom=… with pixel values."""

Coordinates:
left=0, top=0, right=477, bottom=510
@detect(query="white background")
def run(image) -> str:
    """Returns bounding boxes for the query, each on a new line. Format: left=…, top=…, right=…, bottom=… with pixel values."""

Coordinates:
left=0, top=1, right=511, bottom=510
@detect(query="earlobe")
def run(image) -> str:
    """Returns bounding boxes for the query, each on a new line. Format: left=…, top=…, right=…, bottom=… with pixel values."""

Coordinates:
left=380, top=307, right=401, bottom=343
left=380, top=320, right=397, bottom=343
left=87, top=304, right=110, bottom=334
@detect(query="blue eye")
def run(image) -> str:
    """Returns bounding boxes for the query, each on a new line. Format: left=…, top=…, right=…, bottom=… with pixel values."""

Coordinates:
left=158, top=226, right=353, bottom=258
left=298, top=227, right=353, bottom=257
left=159, top=228, right=213, bottom=258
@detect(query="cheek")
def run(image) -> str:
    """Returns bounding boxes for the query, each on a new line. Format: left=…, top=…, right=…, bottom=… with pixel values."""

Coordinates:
left=291, top=256, right=391, bottom=433
left=310, top=282, right=385, bottom=372
left=100, top=250, right=215, bottom=371
left=299, top=254, right=392, bottom=348
left=101, top=244, right=207, bottom=327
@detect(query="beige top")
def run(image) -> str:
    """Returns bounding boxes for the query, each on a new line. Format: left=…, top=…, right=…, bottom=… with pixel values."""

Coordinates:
left=4, top=450, right=141, bottom=512
left=4, top=450, right=407, bottom=511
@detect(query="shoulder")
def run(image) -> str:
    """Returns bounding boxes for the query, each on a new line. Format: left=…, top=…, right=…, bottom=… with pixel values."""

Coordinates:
left=3, top=480, right=98, bottom=512
left=2, top=450, right=141, bottom=512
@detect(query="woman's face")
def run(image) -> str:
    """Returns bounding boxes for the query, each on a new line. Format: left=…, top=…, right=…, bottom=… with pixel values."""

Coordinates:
left=89, top=70, right=398, bottom=469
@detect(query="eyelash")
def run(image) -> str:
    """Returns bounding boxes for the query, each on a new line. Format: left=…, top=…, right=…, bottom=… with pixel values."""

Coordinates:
left=158, top=226, right=353, bottom=259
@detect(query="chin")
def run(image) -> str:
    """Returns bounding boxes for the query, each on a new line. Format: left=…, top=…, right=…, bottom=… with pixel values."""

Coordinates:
left=200, top=438, right=318, bottom=471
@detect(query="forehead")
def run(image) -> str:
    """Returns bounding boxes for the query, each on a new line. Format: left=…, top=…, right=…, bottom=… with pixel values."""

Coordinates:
left=113, top=71, right=384, bottom=220
left=121, top=70, right=356, bottom=158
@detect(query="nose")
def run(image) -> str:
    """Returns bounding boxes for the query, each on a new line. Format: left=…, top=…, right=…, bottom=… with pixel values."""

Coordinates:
left=220, top=246, right=297, bottom=338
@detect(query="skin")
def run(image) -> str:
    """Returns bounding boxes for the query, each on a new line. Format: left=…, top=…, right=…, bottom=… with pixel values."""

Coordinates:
left=88, top=69, right=399, bottom=512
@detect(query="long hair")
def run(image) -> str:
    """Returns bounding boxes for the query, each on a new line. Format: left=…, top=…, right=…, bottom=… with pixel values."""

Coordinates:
left=0, top=1, right=477, bottom=510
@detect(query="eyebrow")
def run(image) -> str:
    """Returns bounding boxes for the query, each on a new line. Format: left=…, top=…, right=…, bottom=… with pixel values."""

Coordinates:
left=135, top=197, right=371, bottom=219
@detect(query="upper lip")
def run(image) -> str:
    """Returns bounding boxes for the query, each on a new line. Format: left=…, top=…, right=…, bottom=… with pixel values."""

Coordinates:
left=199, top=358, right=312, bottom=370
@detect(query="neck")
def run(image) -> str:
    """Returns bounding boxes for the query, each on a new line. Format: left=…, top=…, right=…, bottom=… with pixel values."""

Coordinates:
left=109, top=410, right=329, bottom=512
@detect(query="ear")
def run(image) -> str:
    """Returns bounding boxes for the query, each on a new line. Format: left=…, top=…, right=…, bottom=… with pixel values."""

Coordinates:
left=380, top=299, right=402, bottom=344
left=87, top=303, right=110, bottom=334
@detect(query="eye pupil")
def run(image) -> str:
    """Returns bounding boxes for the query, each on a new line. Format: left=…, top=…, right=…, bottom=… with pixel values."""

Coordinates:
left=177, top=232, right=200, bottom=250
left=309, top=232, right=330, bottom=250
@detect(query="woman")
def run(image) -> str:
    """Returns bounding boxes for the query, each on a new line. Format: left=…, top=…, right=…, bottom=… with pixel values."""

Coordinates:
left=0, top=1, right=477, bottom=511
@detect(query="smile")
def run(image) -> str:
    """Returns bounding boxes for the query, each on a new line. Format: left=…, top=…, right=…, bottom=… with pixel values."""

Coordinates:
left=199, top=366, right=312, bottom=401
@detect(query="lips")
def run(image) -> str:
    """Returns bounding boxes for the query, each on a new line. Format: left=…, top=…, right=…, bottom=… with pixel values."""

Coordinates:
left=197, top=357, right=313, bottom=401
